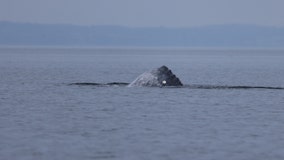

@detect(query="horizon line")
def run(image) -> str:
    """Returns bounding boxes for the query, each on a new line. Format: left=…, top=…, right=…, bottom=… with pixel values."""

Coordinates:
left=1, top=45, right=284, bottom=51
left=1, top=20, right=284, bottom=29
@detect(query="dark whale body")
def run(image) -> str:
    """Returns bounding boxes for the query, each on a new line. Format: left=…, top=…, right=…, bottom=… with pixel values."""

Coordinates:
left=128, top=65, right=183, bottom=87
left=70, top=66, right=283, bottom=90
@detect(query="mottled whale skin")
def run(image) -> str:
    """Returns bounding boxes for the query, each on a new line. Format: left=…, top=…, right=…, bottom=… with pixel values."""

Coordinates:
left=128, top=66, right=183, bottom=87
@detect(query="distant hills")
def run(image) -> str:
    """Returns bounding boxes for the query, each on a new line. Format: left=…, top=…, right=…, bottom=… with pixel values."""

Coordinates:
left=1, top=21, right=284, bottom=48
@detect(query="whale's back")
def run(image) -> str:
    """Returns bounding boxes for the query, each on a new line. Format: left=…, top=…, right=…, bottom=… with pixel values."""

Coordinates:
left=128, top=66, right=183, bottom=87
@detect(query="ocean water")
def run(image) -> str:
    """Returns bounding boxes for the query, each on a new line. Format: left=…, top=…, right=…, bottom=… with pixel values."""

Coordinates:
left=0, top=47, right=284, bottom=160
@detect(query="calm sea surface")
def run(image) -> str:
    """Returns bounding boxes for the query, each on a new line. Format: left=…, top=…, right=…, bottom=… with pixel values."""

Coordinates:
left=0, top=47, right=284, bottom=160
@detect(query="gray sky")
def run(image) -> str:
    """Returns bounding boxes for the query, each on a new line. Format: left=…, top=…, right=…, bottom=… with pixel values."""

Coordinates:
left=1, top=0, right=284, bottom=27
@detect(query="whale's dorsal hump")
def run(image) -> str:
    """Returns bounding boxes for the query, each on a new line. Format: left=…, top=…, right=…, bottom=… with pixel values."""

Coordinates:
left=128, top=65, right=183, bottom=87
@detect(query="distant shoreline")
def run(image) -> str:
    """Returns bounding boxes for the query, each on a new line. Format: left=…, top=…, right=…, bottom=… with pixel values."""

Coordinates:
left=1, top=45, right=284, bottom=51
left=1, top=21, right=284, bottom=48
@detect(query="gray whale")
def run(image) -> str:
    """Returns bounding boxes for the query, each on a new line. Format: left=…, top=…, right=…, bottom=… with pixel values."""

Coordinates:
left=128, top=65, right=183, bottom=87
left=70, top=66, right=284, bottom=89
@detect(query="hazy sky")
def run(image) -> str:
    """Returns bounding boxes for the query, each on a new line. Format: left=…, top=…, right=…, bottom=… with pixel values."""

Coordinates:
left=1, top=0, right=284, bottom=27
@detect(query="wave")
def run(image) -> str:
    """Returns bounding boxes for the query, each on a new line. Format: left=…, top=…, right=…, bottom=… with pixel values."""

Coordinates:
left=69, top=82, right=129, bottom=86
left=184, top=84, right=284, bottom=90
left=69, top=82, right=284, bottom=90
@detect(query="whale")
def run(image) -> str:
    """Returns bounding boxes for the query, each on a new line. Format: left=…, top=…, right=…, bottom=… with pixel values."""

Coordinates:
left=128, top=65, right=183, bottom=87
left=70, top=66, right=284, bottom=90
